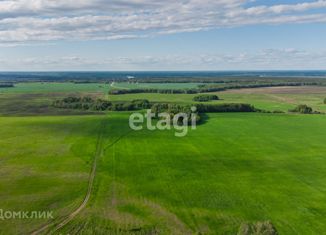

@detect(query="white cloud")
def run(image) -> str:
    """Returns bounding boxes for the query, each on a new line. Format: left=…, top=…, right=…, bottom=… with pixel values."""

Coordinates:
left=0, top=0, right=325, bottom=43
left=2, top=49, right=326, bottom=70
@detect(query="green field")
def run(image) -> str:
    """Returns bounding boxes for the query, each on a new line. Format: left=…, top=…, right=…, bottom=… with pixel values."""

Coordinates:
left=0, top=83, right=112, bottom=94
left=1, top=84, right=326, bottom=234
left=0, top=82, right=202, bottom=95
left=1, top=113, right=326, bottom=234
left=0, top=116, right=103, bottom=234
left=110, top=82, right=202, bottom=90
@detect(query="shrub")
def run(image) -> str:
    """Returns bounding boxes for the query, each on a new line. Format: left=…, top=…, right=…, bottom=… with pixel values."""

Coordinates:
left=289, top=104, right=313, bottom=114
left=131, top=99, right=151, bottom=109
left=193, top=95, right=219, bottom=102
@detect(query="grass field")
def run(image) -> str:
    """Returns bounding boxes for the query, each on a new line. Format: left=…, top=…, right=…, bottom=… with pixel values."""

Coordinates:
left=0, top=82, right=203, bottom=94
left=58, top=113, right=326, bottom=235
left=0, top=83, right=112, bottom=94
left=1, top=84, right=326, bottom=234
left=110, top=82, right=203, bottom=90
left=0, top=115, right=105, bottom=234
left=1, top=113, right=326, bottom=234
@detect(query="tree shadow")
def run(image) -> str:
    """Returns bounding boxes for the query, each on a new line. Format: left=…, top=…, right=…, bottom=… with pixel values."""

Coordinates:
left=197, top=113, right=209, bottom=126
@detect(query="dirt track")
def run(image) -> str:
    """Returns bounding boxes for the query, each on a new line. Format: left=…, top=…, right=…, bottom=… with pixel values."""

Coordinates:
left=30, top=121, right=105, bottom=235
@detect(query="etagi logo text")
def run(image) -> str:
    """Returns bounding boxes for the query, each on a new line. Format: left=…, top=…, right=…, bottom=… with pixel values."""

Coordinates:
left=129, top=108, right=197, bottom=137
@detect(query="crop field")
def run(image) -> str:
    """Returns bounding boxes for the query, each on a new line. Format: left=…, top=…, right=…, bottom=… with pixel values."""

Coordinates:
left=0, top=115, right=104, bottom=234
left=1, top=83, right=326, bottom=234
left=110, top=82, right=203, bottom=90
left=0, top=83, right=111, bottom=94
left=0, top=82, right=203, bottom=95
left=107, top=86, right=326, bottom=112
left=1, top=113, right=326, bottom=234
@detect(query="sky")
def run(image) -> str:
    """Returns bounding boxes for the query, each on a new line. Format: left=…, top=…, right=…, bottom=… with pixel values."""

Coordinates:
left=0, top=0, right=326, bottom=71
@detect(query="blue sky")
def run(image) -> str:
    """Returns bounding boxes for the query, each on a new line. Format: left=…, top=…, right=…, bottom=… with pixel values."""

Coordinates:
left=0, top=0, right=326, bottom=71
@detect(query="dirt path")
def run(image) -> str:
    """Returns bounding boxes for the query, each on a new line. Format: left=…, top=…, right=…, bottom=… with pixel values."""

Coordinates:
left=267, top=94, right=296, bottom=104
left=30, top=121, right=105, bottom=235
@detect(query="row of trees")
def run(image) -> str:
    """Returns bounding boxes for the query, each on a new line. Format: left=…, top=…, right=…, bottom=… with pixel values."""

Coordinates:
left=53, top=96, right=258, bottom=116
left=109, top=82, right=314, bottom=95
left=196, top=103, right=257, bottom=113
left=198, top=82, right=317, bottom=92
left=150, top=103, right=257, bottom=114
left=124, top=78, right=323, bottom=85
left=0, top=83, right=14, bottom=88
left=109, top=88, right=198, bottom=95
left=150, top=103, right=258, bottom=124
left=193, top=94, right=219, bottom=102
left=53, top=96, right=150, bottom=111
left=54, top=96, right=325, bottom=116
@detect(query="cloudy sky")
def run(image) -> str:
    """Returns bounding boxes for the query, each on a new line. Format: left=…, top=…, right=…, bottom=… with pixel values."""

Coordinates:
left=0, top=0, right=326, bottom=71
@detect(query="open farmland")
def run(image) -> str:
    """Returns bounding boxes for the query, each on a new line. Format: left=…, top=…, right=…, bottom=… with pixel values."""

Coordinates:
left=107, top=86, right=326, bottom=112
left=1, top=82, right=326, bottom=234
left=2, top=83, right=326, bottom=113
left=0, top=82, right=203, bottom=95
left=1, top=113, right=326, bottom=234
left=110, top=82, right=202, bottom=90
left=0, top=115, right=105, bottom=234
left=0, top=83, right=111, bottom=94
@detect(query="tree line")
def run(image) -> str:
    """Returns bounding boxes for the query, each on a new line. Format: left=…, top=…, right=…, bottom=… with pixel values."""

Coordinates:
left=0, top=83, right=14, bottom=88
left=150, top=103, right=258, bottom=124
left=109, top=82, right=318, bottom=95
left=54, top=96, right=325, bottom=117
left=195, top=103, right=257, bottom=113
left=53, top=96, right=150, bottom=111
left=193, top=94, right=219, bottom=102
left=109, top=88, right=198, bottom=95
left=53, top=96, right=258, bottom=115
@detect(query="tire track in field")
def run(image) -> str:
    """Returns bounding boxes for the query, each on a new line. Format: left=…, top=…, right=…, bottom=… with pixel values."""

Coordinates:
left=30, top=120, right=106, bottom=235
left=103, top=130, right=133, bottom=152
left=103, top=130, right=133, bottom=208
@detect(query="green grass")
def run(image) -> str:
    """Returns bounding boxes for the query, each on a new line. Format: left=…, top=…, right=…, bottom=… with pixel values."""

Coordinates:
left=2, top=84, right=326, bottom=234
left=2, top=113, right=326, bottom=234
left=55, top=112, right=326, bottom=234
left=0, top=82, right=111, bottom=94
left=0, top=93, right=103, bottom=116
left=110, top=82, right=202, bottom=90
left=219, top=92, right=326, bottom=112
left=0, top=115, right=105, bottom=234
